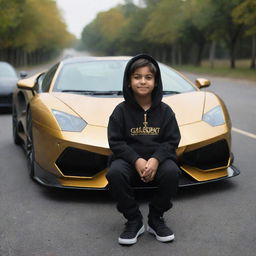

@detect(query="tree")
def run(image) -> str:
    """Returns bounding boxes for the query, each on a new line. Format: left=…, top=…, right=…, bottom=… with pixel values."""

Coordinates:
left=209, top=0, right=245, bottom=68
left=0, top=0, right=74, bottom=66
left=233, top=0, right=256, bottom=69
left=15, top=0, right=74, bottom=51
left=82, top=7, right=126, bottom=55
left=142, top=0, right=185, bottom=63
left=115, top=4, right=151, bottom=55
left=80, top=0, right=254, bottom=69
left=181, top=0, right=218, bottom=66
left=0, top=0, right=25, bottom=48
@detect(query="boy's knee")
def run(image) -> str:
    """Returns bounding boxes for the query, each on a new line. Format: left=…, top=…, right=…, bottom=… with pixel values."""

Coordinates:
left=106, top=159, right=127, bottom=182
left=106, top=166, right=119, bottom=182
left=159, top=160, right=179, bottom=180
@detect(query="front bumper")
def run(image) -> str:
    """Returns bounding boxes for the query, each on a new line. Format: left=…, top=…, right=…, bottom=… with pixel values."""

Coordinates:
left=33, top=161, right=240, bottom=190
left=33, top=161, right=108, bottom=190
left=178, top=165, right=240, bottom=187
left=32, top=122, right=239, bottom=190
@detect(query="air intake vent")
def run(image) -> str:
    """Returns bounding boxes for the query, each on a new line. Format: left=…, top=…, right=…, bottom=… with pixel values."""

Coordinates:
left=182, top=140, right=230, bottom=170
left=56, top=147, right=108, bottom=177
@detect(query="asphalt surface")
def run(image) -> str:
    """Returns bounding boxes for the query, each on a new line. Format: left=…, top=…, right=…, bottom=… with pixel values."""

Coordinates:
left=0, top=66, right=255, bottom=256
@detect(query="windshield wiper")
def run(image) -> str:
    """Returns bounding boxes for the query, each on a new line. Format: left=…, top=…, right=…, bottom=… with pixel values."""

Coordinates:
left=61, top=90, right=90, bottom=93
left=61, top=90, right=123, bottom=95
left=163, top=91, right=180, bottom=95
left=89, top=91, right=123, bottom=95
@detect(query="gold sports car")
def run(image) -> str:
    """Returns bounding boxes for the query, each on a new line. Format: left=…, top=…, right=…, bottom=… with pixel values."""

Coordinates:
left=12, top=56, right=240, bottom=189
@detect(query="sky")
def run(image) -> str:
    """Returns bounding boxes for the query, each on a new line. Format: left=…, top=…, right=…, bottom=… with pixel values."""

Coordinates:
left=56, top=0, right=125, bottom=38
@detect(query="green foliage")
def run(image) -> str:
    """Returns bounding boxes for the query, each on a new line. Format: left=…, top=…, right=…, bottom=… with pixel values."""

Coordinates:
left=2, top=0, right=255, bottom=68
left=142, top=0, right=185, bottom=45
left=82, top=7, right=126, bottom=54
left=0, top=0, right=75, bottom=66
left=232, top=0, right=256, bottom=35
left=75, top=0, right=251, bottom=69
left=14, top=0, right=74, bottom=51
left=116, top=6, right=150, bottom=54
left=0, top=0, right=25, bottom=47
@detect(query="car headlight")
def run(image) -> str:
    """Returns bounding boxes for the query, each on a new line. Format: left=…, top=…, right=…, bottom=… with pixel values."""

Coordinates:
left=202, top=105, right=225, bottom=126
left=52, top=110, right=87, bottom=132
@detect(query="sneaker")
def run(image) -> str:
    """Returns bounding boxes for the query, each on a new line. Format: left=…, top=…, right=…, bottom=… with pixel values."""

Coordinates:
left=147, top=216, right=175, bottom=242
left=118, top=219, right=145, bottom=245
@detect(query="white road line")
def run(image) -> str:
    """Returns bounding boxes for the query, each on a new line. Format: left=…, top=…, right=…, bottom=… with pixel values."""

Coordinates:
left=232, top=127, right=256, bottom=139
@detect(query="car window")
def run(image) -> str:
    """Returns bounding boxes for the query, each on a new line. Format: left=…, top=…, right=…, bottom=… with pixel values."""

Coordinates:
left=53, top=60, right=195, bottom=93
left=41, top=63, right=59, bottom=92
left=33, top=73, right=46, bottom=92
left=0, top=62, right=17, bottom=78
left=54, top=61, right=126, bottom=92
left=160, top=64, right=195, bottom=93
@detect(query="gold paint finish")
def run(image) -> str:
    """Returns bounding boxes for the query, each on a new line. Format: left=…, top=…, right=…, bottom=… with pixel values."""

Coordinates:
left=181, top=165, right=228, bottom=181
left=58, top=170, right=108, bottom=188
left=12, top=57, right=234, bottom=188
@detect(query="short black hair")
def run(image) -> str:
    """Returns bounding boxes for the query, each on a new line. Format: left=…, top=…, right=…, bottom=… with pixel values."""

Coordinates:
left=129, top=58, right=157, bottom=76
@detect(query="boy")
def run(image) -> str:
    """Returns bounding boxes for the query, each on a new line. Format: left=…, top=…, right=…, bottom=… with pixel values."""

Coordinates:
left=107, top=54, right=181, bottom=245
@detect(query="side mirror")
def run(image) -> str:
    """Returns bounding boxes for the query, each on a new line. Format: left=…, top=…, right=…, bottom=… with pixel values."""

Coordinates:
left=17, top=73, right=41, bottom=90
left=195, top=78, right=211, bottom=89
left=19, top=71, right=28, bottom=78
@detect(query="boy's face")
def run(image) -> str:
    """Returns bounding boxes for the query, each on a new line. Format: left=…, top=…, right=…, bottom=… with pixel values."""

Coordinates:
left=130, top=66, right=155, bottom=98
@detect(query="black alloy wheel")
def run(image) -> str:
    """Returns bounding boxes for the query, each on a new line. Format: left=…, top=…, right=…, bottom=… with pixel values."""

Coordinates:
left=26, top=109, right=35, bottom=178
left=12, top=105, right=22, bottom=145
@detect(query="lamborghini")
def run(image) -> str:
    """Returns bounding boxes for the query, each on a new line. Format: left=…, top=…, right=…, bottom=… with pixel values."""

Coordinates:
left=12, top=56, right=240, bottom=189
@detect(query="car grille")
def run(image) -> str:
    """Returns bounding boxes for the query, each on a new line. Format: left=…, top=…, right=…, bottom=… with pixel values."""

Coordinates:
left=56, top=147, right=108, bottom=177
left=182, top=140, right=230, bottom=170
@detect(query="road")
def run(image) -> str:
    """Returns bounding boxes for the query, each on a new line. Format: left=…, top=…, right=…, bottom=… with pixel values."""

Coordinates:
left=0, top=65, right=255, bottom=256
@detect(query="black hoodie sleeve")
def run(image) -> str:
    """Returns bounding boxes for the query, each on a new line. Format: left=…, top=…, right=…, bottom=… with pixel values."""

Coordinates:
left=108, top=106, right=140, bottom=165
left=151, top=109, right=181, bottom=163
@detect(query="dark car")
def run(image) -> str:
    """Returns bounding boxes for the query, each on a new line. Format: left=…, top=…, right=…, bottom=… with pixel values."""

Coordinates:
left=0, top=61, right=26, bottom=108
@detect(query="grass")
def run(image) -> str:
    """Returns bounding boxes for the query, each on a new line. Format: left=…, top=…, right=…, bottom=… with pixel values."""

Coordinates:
left=173, top=59, right=256, bottom=82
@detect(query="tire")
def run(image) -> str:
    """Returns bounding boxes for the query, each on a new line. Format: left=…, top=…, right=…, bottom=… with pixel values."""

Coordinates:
left=12, top=105, right=22, bottom=145
left=26, top=109, right=35, bottom=178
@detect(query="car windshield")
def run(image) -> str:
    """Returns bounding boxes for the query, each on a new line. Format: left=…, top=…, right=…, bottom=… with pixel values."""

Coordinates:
left=0, top=63, right=17, bottom=78
left=53, top=60, right=195, bottom=95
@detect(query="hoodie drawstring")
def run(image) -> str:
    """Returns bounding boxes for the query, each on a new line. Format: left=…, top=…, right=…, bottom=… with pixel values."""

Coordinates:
left=143, top=113, right=148, bottom=127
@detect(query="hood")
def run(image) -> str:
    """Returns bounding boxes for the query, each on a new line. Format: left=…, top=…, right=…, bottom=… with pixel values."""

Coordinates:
left=122, top=54, right=163, bottom=110
left=163, top=92, right=205, bottom=126
left=53, top=91, right=205, bottom=127
left=52, top=93, right=123, bottom=126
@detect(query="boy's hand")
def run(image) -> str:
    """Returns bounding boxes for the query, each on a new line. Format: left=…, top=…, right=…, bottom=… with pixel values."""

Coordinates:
left=135, top=158, right=147, bottom=178
left=141, top=158, right=159, bottom=183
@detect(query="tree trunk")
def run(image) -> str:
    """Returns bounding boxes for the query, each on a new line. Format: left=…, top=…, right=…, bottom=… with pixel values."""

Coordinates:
left=229, top=42, right=236, bottom=69
left=161, top=47, right=167, bottom=63
left=209, top=41, right=216, bottom=69
left=22, top=49, right=26, bottom=67
left=177, top=44, right=182, bottom=65
left=171, top=44, right=176, bottom=65
left=195, top=43, right=204, bottom=66
left=250, top=34, right=256, bottom=69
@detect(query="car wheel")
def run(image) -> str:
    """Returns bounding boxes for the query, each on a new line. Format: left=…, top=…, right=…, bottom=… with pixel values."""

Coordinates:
left=12, top=105, right=22, bottom=145
left=26, top=109, right=35, bottom=178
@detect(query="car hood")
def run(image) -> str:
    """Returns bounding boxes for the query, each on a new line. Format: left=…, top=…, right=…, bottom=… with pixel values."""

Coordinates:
left=52, top=91, right=205, bottom=127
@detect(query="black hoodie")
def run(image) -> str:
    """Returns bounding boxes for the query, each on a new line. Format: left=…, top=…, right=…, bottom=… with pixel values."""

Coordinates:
left=108, top=54, right=181, bottom=165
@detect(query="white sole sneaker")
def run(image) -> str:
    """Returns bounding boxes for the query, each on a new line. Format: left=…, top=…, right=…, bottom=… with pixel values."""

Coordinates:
left=147, top=225, right=175, bottom=242
left=118, top=225, right=145, bottom=245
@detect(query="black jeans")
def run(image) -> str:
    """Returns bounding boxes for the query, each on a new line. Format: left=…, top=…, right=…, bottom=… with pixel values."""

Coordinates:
left=106, top=158, right=179, bottom=220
